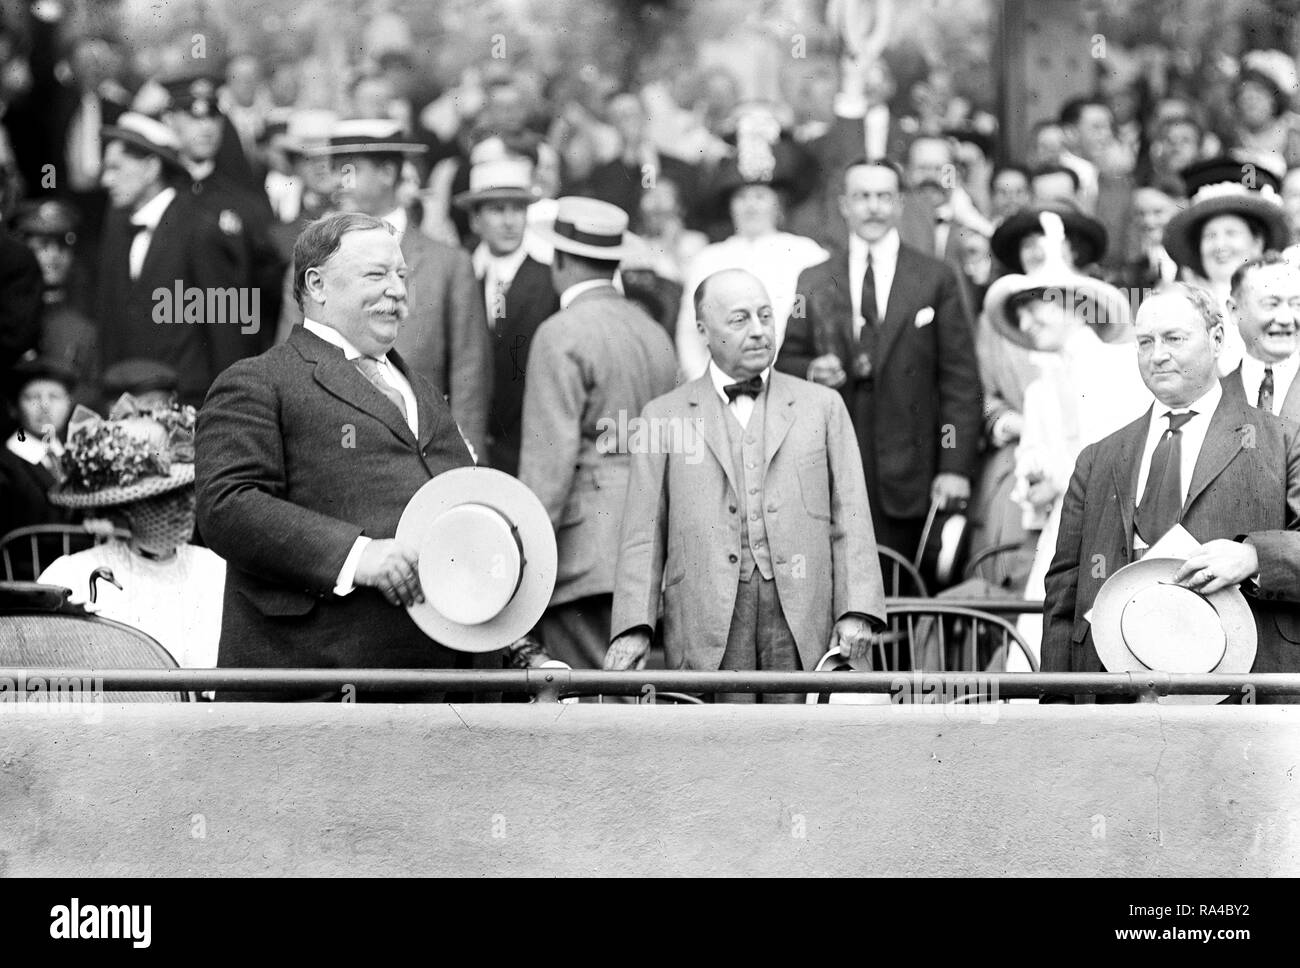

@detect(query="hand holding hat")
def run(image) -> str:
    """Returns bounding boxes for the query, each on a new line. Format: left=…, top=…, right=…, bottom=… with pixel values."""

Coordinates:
left=1171, top=539, right=1259, bottom=596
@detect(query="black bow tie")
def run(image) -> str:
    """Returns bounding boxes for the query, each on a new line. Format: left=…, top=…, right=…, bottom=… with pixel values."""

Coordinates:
left=723, top=375, right=765, bottom=401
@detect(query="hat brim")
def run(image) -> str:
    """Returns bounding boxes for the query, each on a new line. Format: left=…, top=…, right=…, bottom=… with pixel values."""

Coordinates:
left=49, top=463, right=194, bottom=509
left=982, top=268, right=1134, bottom=350
left=991, top=209, right=1108, bottom=273
left=101, top=126, right=185, bottom=171
left=1091, top=557, right=1258, bottom=705
left=396, top=467, right=557, bottom=653
left=304, top=142, right=428, bottom=158
left=452, top=186, right=541, bottom=211
left=532, top=223, right=632, bottom=261
left=1162, top=196, right=1291, bottom=278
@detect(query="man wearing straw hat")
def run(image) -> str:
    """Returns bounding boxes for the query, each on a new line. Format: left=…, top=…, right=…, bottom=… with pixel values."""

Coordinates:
left=518, top=196, right=677, bottom=669
left=1042, top=283, right=1300, bottom=701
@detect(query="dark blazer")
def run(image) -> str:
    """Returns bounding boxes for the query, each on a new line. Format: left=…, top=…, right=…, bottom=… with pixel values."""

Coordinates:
left=97, top=192, right=250, bottom=407
left=776, top=240, right=983, bottom=521
left=0, top=234, right=43, bottom=373
left=195, top=326, right=474, bottom=674
left=1043, top=382, right=1300, bottom=686
left=578, top=154, right=702, bottom=230
left=485, top=254, right=558, bottom=476
left=1226, top=362, right=1300, bottom=425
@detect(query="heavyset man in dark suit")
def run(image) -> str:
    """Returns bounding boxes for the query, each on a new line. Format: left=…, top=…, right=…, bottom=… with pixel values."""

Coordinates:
left=777, top=157, right=983, bottom=555
left=277, top=120, right=492, bottom=461
left=455, top=158, right=559, bottom=475
left=608, top=269, right=886, bottom=699
left=1043, top=285, right=1300, bottom=700
left=195, top=213, right=478, bottom=699
left=1225, top=253, right=1300, bottom=423
left=96, top=113, right=250, bottom=408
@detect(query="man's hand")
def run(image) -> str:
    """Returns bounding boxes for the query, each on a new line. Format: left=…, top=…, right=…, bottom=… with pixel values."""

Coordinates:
left=931, top=473, right=971, bottom=511
left=808, top=353, right=848, bottom=388
left=1173, top=539, right=1259, bottom=595
left=604, top=629, right=652, bottom=671
left=1024, top=476, right=1062, bottom=511
left=991, top=410, right=1023, bottom=447
left=354, top=539, right=424, bottom=606
left=829, top=614, right=876, bottom=667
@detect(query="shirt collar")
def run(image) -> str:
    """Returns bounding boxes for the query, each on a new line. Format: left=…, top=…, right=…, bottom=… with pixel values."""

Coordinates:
left=707, top=360, right=770, bottom=404
left=1241, top=350, right=1299, bottom=380
left=472, top=240, right=529, bottom=280
left=560, top=278, right=613, bottom=309
left=1159, top=379, right=1221, bottom=420
left=303, top=318, right=388, bottom=362
left=381, top=206, right=408, bottom=240
left=5, top=430, right=48, bottom=465
left=848, top=226, right=900, bottom=263
left=131, top=187, right=177, bottom=229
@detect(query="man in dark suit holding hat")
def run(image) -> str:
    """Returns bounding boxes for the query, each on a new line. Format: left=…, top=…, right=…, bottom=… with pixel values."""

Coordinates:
left=96, top=113, right=250, bottom=408
left=196, top=212, right=483, bottom=698
left=277, top=120, right=492, bottom=462
left=777, top=157, right=982, bottom=556
left=1043, top=284, right=1300, bottom=701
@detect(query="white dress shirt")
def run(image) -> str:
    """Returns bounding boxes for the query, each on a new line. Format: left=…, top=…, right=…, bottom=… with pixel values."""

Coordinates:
left=848, top=227, right=900, bottom=340
left=472, top=241, right=530, bottom=329
left=1239, top=352, right=1300, bottom=416
left=304, top=318, right=420, bottom=596
left=1134, top=379, right=1223, bottom=513
left=709, top=361, right=769, bottom=430
left=128, top=187, right=177, bottom=280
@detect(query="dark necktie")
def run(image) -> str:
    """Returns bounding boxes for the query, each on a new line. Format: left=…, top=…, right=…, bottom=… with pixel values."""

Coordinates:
left=1257, top=366, right=1275, bottom=413
left=1134, top=410, right=1197, bottom=545
left=861, top=250, right=879, bottom=331
left=724, top=374, right=764, bottom=401
left=354, top=356, right=409, bottom=421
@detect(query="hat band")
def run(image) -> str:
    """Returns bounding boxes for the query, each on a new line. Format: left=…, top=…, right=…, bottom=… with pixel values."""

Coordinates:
left=1191, top=181, right=1281, bottom=206
left=553, top=219, right=623, bottom=251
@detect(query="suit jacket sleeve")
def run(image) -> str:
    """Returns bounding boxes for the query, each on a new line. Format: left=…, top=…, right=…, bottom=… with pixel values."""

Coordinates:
left=196, top=361, right=364, bottom=593
left=445, top=246, right=492, bottom=460
left=774, top=266, right=820, bottom=380
left=933, top=263, right=983, bottom=478
left=1042, top=443, right=1094, bottom=675
left=1246, top=423, right=1300, bottom=603
left=610, top=402, right=671, bottom=638
left=826, top=389, right=887, bottom=626
left=517, top=325, right=583, bottom=527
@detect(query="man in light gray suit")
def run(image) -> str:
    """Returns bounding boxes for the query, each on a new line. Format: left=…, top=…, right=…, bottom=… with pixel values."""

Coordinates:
left=519, top=197, right=678, bottom=668
left=275, top=120, right=492, bottom=459
left=607, top=269, right=887, bottom=701
left=1226, top=253, right=1300, bottom=423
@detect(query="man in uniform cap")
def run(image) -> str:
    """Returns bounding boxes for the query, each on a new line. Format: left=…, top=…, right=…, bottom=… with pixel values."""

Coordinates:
left=518, top=196, right=678, bottom=668
left=101, top=358, right=179, bottom=411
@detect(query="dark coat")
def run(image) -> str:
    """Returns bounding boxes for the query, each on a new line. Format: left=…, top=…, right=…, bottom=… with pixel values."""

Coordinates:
left=0, top=234, right=43, bottom=373
left=485, top=254, right=558, bottom=476
left=194, top=326, right=474, bottom=674
left=1043, top=382, right=1300, bottom=686
left=776, top=241, right=983, bottom=521
left=97, top=191, right=251, bottom=407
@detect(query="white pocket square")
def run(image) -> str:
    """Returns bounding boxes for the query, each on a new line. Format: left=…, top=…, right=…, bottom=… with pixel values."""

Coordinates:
left=914, top=307, right=935, bottom=328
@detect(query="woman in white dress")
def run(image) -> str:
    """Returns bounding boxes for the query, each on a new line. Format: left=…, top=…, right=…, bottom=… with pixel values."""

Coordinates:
left=1161, top=157, right=1291, bottom=376
left=675, top=105, right=826, bottom=380
left=982, top=213, right=1152, bottom=667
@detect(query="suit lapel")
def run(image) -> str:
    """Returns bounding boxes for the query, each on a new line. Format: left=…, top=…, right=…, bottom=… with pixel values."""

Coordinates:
left=762, top=374, right=796, bottom=471
left=292, top=328, right=417, bottom=446
left=134, top=194, right=181, bottom=292
left=688, top=376, right=740, bottom=500
left=1283, top=368, right=1300, bottom=424
left=1183, top=392, right=1251, bottom=515
left=389, top=348, right=446, bottom=452
left=1111, top=408, right=1152, bottom=553
left=874, top=244, right=921, bottom=368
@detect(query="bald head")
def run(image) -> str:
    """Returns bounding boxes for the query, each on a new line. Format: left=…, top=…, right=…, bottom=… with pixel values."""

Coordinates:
left=694, top=269, right=776, bottom=379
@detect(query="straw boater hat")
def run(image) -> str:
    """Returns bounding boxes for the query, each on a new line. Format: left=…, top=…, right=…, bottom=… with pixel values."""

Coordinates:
left=268, top=108, right=339, bottom=159
left=396, top=467, right=557, bottom=652
left=304, top=118, right=428, bottom=158
left=1090, top=557, right=1258, bottom=705
left=452, top=157, right=541, bottom=210
left=534, top=196, right=633, bottom=261
left=990, top=203, right=1108, bottom=273
left=1162, top=156, right=1290, bottom=278
left=49, top=398, right=195, bottom=509
left=983, top=211, right=1134, bottom=350
left=101, top=112, right=186, bottom=171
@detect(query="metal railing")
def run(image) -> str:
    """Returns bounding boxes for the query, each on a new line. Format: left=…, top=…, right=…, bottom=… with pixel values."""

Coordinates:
left=1, top=667, right=1297, bottom=702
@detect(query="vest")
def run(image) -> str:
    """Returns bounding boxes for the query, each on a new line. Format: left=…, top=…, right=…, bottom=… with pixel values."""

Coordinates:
left=723, top=392, right=774, bottom=582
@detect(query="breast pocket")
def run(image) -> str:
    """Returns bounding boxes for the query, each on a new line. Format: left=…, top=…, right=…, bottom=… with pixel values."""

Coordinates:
left=796, top=452, right=831, bottom=521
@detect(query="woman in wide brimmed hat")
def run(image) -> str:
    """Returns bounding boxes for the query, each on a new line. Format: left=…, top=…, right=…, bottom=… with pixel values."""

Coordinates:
left=674, top=103, right=827, bottom=379
left=982, top=212, right=1152, bottom=667
left=1162, top=155, right=1291, bottom=374
left=1229, top=50, right=1300, bottom=173
left=38, top=397, right=224, bottom=674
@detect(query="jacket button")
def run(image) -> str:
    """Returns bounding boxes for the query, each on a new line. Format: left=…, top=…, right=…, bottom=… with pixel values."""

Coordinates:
left=729, top=505, right=737, bottom=513
left=728, top=553, right=739, bottom=563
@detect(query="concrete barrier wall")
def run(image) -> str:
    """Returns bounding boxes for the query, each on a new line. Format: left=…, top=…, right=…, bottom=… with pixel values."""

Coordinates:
left=1, top=703, right=1297, bottom=876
